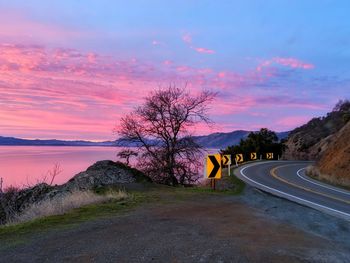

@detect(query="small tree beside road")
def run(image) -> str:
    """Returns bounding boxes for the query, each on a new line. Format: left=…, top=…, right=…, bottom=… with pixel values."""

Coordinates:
left=117, top=85, right=216, bottom=186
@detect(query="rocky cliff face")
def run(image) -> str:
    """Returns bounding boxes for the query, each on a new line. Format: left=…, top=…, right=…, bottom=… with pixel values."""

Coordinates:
left=315, top=121, right=350, bottom=186
left=283, top=101, right=350, bottom=160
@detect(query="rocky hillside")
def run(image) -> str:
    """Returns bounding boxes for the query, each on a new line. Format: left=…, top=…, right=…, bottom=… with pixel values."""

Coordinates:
left=312, top=121, right=350, bottom=187
left=0, top=161, right=151, bottom=225
left=283, top=100, right=350, bottom=160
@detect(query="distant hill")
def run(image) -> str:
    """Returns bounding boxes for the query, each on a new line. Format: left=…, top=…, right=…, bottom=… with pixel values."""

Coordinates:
left=193, top=130, right=250, bottom=149
left=0, top=130, right=289, bottom=149
left=0, top=136, right=115, bottom=146
left=193, top=130, right=289, bottom=149
left=283, top=100, right=350, bottom=160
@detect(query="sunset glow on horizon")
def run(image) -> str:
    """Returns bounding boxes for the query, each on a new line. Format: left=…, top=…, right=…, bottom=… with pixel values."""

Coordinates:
left=1, top=1, right=349, bottom=140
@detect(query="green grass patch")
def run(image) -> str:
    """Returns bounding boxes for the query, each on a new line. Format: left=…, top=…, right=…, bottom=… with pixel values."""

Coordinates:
left=228, top=172, right=246, bottom=195
left=174, top=172, right=246, bottom=196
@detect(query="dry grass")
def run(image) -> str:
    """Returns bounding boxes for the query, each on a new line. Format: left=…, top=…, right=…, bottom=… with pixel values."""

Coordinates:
left=10, top=190, right=128, bottom=224
left=306, top=165, right=350, bottom=189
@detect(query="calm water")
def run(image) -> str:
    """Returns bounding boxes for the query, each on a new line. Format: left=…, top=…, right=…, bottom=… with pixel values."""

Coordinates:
left=0, top=146, right=218, bottom=189
left=0, top=146, right=122, bottom=188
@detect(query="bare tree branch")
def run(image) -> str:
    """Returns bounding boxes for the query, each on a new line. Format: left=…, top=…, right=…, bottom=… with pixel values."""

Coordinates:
left=116, top=84, right=216, bottom=186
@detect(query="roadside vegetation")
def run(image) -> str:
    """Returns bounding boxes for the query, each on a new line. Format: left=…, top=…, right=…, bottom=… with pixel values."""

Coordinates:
left=220, top=128, right=285, bottom=159
left=0, top=186, right=128, bottom=226
left=306, top=165, right=350, bottom=191
left=9, top=189, right=128, bottom=224
left=0, top=190, right=144, bottom=249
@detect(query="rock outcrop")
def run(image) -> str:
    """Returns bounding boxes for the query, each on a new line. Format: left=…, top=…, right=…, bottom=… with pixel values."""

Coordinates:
left=0, top=161, right=151, bottom=224
left=60, top=160, right=151, bottom=191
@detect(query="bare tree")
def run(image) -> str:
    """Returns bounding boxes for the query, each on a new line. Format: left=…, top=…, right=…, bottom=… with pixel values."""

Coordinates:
left=47, top=163, right=62, bottom=186
left=117, top=85, right=216, bottom=186
left=117, top=149, right=138, bottom=166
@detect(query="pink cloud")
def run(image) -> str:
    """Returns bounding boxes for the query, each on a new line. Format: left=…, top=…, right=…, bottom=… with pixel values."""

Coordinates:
left=182, top=33, right=192, bottom=44
left=256, top=57, right=315, bottom=71
left=181, top=32, right=215, bottom=55
left=87, top=52, right=97, bottom=63
left=273, top=57, right=314, bottom=69
left=0, top=43, right=323, bottom=140
left=194, top=47, right=215, bottom=54
left=163, top=60, right=173, bottom=66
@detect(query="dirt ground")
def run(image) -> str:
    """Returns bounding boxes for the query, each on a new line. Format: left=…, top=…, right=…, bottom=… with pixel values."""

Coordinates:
left=0, top=186, right=349, bottom=263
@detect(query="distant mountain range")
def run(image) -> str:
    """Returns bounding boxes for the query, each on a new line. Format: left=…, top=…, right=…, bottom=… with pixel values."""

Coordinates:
left=0, top=136, right=116, bottom=147
left=0, top=130, right=289, bottom=149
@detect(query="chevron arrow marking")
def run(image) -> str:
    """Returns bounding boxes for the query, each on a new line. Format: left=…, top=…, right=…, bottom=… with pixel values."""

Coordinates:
left=207, top=154, right=221, bottom=179
left=235, top=154, right=243, bottom=163
left=223, top=155, right=231, bottom=165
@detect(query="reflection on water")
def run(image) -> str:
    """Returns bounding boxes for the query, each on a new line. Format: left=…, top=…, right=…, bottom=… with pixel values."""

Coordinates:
left=0, top=146, right=121, bottom=188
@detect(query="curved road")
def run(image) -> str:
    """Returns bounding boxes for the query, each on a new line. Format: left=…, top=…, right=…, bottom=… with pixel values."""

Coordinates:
left=236, top=161, right=350, bottom=221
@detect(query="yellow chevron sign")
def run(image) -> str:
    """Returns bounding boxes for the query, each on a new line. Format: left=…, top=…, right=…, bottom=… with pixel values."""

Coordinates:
left=222, top=155, right=231, bottom=166
left=250, top=152, right=257, bottom=160
left=266, top=153, right=274, bottom=159
left=206, top=154, right=222, bottom=179
left=235, top=154, right=244, bottom=163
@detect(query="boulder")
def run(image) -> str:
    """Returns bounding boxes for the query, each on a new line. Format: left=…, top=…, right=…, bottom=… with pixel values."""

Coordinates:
left=0, top=160, right=151, bottom=224
left=60, top=160, right=151, bottom=191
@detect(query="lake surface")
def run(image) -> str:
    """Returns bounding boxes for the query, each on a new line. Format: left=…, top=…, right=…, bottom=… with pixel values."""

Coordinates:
left=0, top=146, right=121, bottom=188
left=0, top=146, right=218, bottom=189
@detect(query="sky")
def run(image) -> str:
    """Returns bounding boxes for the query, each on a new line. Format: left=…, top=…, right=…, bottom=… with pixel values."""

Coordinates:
left=0, top=0, right=349, bottom=141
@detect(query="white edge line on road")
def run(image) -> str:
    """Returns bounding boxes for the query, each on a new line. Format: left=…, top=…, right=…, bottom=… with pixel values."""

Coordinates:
left=239, top=163, right=350, bottom=219
left=296, top=168, right=350, bottom=196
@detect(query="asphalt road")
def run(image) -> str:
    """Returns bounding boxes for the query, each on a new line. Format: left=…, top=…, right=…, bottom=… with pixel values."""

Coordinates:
left=236, top=161, right=350, bottom=221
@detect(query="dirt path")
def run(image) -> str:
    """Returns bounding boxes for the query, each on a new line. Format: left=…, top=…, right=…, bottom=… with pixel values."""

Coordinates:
left=1, top=187, right=349, bottom=263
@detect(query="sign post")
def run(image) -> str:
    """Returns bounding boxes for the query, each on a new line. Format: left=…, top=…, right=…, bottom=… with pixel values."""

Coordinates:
left=211, top=178, right=216, bottom=190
